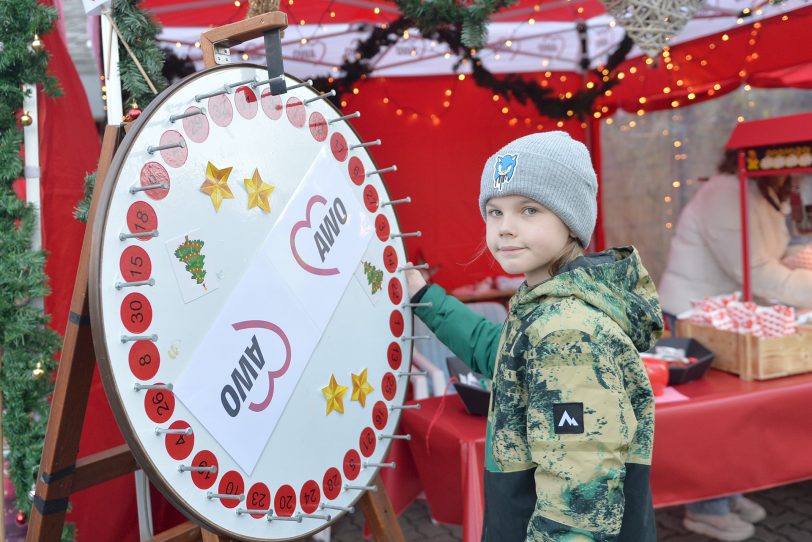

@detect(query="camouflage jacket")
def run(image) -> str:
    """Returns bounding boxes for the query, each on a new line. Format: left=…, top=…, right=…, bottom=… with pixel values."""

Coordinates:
left=414, top=247, right=663, bottom=541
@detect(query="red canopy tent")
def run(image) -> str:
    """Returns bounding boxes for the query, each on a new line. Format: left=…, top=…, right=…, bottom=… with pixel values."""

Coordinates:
left=132, top=0, right=812, bottom=289
left=50, top=2, right=812, bottom=540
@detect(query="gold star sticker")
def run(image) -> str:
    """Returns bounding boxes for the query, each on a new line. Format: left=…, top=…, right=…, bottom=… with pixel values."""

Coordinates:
left=244, top=168, right=275, bottom=213
left=351, top=369, right=375, bottom=408
left=200, top=162, right=234, bottom=212
left=322, top=374, right=348, bottom=415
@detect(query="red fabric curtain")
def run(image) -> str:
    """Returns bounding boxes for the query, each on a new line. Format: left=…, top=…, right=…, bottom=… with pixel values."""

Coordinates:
left=37, top=16, right=190, bottom=540
left=347, top=73, right=587, bottom=290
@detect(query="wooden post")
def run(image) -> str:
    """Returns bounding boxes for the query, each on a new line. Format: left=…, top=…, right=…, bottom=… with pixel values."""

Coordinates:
left=26, top=125, right=122, bottom=542
left=357, top=474, right=407, bottom=542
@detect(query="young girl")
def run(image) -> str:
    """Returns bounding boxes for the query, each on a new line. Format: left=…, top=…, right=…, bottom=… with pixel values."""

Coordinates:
left=406, top=131, right=663, bottom=541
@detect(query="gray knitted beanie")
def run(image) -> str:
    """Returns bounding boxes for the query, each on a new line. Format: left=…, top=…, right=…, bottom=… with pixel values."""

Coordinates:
left=479, top=131, right=598, bottom=247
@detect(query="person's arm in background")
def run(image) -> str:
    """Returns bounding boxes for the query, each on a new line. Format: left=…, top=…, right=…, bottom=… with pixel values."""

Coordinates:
left=700, top=190, right=812, bottom=307
left=406, top=268, right=503, bottom=378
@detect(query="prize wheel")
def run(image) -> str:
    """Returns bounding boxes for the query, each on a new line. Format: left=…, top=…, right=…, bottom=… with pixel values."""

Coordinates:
left=89, top=64, right=413, bottom=540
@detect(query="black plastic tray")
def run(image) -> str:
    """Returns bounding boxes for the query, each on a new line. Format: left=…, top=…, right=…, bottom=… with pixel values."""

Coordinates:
left=648, top=337, right=715, bottom=385
left=446, top=356, right=490, bottom=416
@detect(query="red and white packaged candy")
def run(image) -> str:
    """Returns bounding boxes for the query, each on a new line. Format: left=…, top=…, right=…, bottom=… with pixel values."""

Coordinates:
left=783, top=244, right=812, bottom=270
left=684, top=292, right=796, bottom=337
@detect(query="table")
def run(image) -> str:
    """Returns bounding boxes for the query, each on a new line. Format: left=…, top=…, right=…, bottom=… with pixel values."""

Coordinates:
left=383, top=369, right=812, bottom=542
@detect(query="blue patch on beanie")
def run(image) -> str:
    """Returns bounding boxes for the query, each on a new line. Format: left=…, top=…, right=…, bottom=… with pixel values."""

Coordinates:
left=493, top=154, right=519, bottom=191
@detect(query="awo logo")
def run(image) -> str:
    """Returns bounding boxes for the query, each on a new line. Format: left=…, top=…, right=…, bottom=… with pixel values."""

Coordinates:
left=290, top=195, right=349, bottom=276
left=220, top=320, right=291, bottom=418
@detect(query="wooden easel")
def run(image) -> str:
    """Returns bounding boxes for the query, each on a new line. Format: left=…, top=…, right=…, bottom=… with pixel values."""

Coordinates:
left=26, top=12, right=406, bottom=542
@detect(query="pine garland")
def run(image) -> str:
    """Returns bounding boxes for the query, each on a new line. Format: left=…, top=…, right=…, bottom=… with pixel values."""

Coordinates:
left=397, top=0, right=517, bottom=49
left=112, top=0, right=168, bottom=109
left=75, top=0, right=169, bottom=222
left=313, top=5, right=633, bottom=120
left=0, top=0, right=69, bottom=536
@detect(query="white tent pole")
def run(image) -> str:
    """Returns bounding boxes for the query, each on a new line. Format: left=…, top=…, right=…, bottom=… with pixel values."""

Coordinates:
left=23, top=83, right=44, bottom=310
left=101, top=3, right=123, bottom=124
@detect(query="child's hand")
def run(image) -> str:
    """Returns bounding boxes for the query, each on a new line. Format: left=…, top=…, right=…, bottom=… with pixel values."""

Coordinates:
left=405, top=263, right=427, bottom=295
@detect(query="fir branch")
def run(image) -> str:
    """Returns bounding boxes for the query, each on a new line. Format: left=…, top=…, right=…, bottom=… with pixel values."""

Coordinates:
left=0, top=0, right=66, bottom=533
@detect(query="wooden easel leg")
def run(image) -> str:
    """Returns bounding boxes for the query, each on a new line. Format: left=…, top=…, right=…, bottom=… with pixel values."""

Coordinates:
left=26, top=126, right=121, bottom=542
left=358, top=474, right=406, bottom=542
left=201, top=528, right=232, bottom=542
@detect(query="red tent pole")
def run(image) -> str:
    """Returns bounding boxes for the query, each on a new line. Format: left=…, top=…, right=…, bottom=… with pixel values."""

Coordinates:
left=738, top=149, right=751, bottom=301
left=585, top=115, right=604, bottom=251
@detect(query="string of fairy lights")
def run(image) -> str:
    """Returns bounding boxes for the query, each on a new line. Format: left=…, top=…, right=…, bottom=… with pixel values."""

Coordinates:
left=102, top=2, right=797, bottom=169
left=599, top=8, right=798, bottom=231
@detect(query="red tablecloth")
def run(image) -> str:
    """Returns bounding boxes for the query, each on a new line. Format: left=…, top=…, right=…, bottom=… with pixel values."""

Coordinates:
left=385, top=369, right=812, bottom=542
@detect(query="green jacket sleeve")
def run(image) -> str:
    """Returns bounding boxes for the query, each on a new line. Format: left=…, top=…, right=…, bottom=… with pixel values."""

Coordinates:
left=524, top=329, right=634, bottom=541
left=413, top=284, right=503, bottom=378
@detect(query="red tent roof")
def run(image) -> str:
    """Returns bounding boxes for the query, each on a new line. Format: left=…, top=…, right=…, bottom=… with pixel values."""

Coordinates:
left=726, top=111, right=812, bottom=149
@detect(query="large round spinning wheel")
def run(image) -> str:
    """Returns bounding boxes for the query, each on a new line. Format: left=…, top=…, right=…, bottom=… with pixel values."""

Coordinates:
left=89, top=64, right=414, bottom=540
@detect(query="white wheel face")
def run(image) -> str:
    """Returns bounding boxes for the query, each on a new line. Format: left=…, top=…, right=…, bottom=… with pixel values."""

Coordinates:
left=90, top=65, right=412, bottom=541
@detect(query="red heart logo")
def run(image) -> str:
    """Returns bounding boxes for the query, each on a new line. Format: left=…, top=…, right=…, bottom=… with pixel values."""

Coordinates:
left=231, top=320, right=292, bottom=413
left=290, top=195, right=340, bottom=276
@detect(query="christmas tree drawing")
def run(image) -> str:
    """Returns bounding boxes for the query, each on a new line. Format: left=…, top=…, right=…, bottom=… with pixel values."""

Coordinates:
left=362, top=261, right=383, bottom=294
left=174, top=236, right=207, bottom=290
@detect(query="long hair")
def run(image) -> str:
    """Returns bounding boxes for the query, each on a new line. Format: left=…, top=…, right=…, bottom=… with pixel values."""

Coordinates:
left=756, top=174, right=792, bottom=211
left=549, top=237, right=585, bottom=277
left=718, top=149, right=739, bottom=174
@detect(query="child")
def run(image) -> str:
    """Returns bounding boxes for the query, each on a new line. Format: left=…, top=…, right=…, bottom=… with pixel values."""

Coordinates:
left=406, top=132, right=663, bottom=541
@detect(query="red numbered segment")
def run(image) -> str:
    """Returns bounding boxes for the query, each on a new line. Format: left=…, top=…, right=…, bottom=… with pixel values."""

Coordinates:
left=121, top=292, right=152, bottom=334
left=387, top=342, right=402, bottom=370
left=165, top=420, right=194, bottom=461
left=191, top=450, right=218, bottom=490
left=322, top=467, right=342, bottom=500
left=217, top=471, right=245, bottom=509
left=120, top=245, right=152, bottom=283
left=126, top=201, right=158, bottom=240
left=158, top=130, right=188, bottom=168
left=274, top=484, right=297, bottom=517
left=182, top=106, right=209, bottom=144
left=375, top=215, right=390, bottom=242
left=129, top=340, right=159, bottom=380
left=139, top=162, right=170, bottom=200
left=363, top=184, right=379, bottom=212
left=286, top=97, right=306, bottom=128
left=382, top=372, right=397, bottom=401
left=234, top=86, right=258, bottom=119
left=309, top=112, right=328, bottom=142
left=144, top=386, right=174, bottom=423
left=247, top=482, right=271, bottom=518
left=261, top=90, right=283, bottom=120
left=359, top=427, right=377, bottom=458
left=300, top=480, right=321, bottom=514
left=383, top=246, right=398, bottom=273
left=331, top=133, right=348, bottom=162
left=388, top=278, right=403, bottom=305
left=348, top=156, right=365, bottom=186
left=208, top=94, right=233, bottom=127
left=389, top=310, right=404, bottom=337
left=343, top=449, right=361, bottom=481
left=373, top=401, right=389, bottom=430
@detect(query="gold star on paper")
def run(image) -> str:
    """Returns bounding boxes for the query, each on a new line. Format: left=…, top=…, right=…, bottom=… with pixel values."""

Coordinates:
left=200, top=162, right=234, bottom=212
left=351, top=369, right=375, bottom=408
left=322, top=374, right=348, bottom=415
left=244, top=168, right=275, bottom=213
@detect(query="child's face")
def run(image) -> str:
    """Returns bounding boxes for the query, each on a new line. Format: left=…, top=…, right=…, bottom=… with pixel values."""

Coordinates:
left=485, top=195, right=571, bottom=285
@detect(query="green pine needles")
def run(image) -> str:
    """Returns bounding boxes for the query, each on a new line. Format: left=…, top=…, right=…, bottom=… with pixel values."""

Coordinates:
left=397, top=0, right=517, bottom=48
left=0, top=0, right=67, bottom=535
left=112, top=0, right=168, bottom=109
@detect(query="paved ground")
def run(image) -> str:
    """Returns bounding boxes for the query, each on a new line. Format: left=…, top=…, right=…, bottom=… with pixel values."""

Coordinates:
left=322, top=479, right=812, bottom=542
left=4, top=477, right=810, bottom=540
